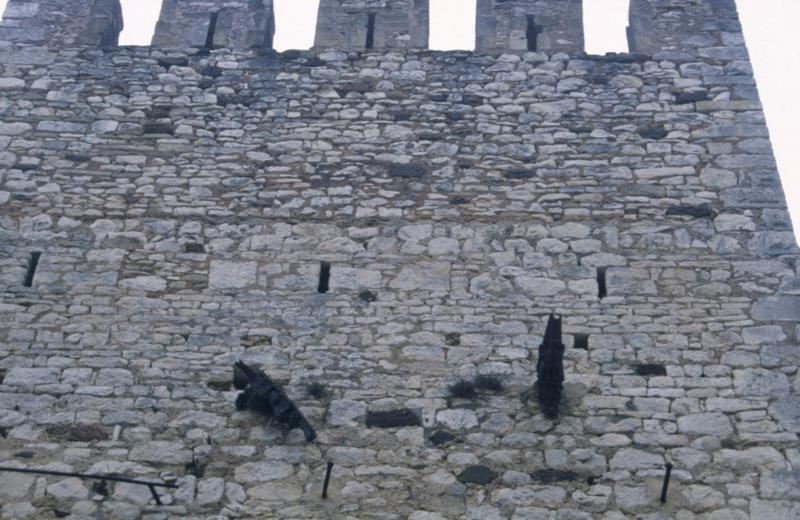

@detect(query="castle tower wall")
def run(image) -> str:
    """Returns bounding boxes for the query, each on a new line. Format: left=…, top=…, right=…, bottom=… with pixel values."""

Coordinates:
left=0, top=0, right=123, bottom=47
left=476, top=0, right=584, bottom=54
left=151, top=0, right=275, bottom=49
left=1, top=0, right=800, bottom=519
left=628, top=0, right=745, bottom=59
left=314, top=0, right=429, bottom=50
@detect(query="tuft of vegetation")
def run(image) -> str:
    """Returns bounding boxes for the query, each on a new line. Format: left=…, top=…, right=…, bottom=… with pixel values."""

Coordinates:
left=474, top=374, right=504, bottom=393
left=307, top=382, right=327, bottom=400
left=448, top=379, right=477, bottom=399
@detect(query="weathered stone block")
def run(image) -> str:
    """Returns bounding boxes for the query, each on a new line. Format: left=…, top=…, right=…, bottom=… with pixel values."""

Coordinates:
left=209, top=261, right=257, bottom=290
left=677, top=413, right=734, bottom=438
left=752, top=297, right=800, bottom=321
left=458, top=465, right=497, bottom=485
left=733, top=369, right=790, bottom=397
left=129, top=441, right=192, bottom=464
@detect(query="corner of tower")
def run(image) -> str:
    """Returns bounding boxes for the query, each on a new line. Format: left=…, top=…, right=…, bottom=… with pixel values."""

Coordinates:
left=627, top=0, right=745, bottom=59
left=0, top=0, right=124, bottom=48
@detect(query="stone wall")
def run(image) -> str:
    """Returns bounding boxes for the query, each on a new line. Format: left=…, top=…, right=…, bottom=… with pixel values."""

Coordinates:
left=1, top=1, right=800, bottom=520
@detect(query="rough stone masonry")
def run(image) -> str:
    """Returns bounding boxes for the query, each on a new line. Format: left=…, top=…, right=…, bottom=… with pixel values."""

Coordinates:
left=0, top=0, right=799, bottom=518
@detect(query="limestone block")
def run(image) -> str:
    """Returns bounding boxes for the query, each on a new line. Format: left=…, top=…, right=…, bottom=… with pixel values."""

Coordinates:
left=119, top=276, right=167, bottom=292
left=196, top=477, right=226, bottom=505
left=609, top=448, right=663, bottom=470
left=742, top=326, right=787, bottom=345
left=248, top=481, right=303, bottom=501
left=209, top=261, right=257, bottom=290
left=327, top=400, right=367, bottom=426
left=714, top=214, right=755, bottom=232
left=771, top=395, right=800, bottom=432
left=96, top=368, right=133, bottom=387
left=515, top=276, right=565, bottom=296
left=678, top=485, right=726, bottom=510
left=0, top=78, right=25, bottom=88
left=0, top=471, right=36, bottom=499
left=677, top=413, right=734, bottom=438
left=752, top=297, right=800, bottom=321
left=233, top=462, right=293, bottom=483
left=606, top=268, right=657, bottom=296
left=4, top=367, right=60, bottom=386
left=331, top=267, right=382, bottom=290
left=1, top=503, right=37, bottom=519
left=46, top=478, right=89, bottom=500
left=760, top=469, right=800, bottom=500
left=733, top=369, right=790, bottom=397
left=0, top=122, right=32, bottom=135
left=614, top=484, right=652, bottom=513
left=390, top=262, right=450, bottom=291
left=436, top=409, right=478, bottom=430
left=129, top=441, right=192, bottom=464
left=750, top=499, right=800, bottom=520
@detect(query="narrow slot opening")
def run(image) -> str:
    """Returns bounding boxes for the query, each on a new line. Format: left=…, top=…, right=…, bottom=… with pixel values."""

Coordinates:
left=583, top=0, right=630, bottom=54
left=526, top=15, right=539, bottom=51
left=318, top=262, right=331, bottom=294
left=597, top=267, right=607, bottom=299
left=574, top=333, right=590, bottom=350
left=24, top=252, right=42, bottom=288
left=205, top=12, right=219, bottom=49
left=365, top=13, right=376, bottom=49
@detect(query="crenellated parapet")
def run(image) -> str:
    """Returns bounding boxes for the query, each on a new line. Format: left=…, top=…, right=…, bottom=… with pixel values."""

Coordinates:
left=476, top=0, right=584, bottom=54
left=152, top=0, right=275, bottom=49
left=627, top=0, right=745, bottom=59
left=314, top=0, right=429, bottom=50
left=0, top=0, right=123, bottom=47
left=0, top=0, right=747, bottom=58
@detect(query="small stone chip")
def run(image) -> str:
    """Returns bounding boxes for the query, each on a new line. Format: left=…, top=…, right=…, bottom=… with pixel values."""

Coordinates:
left=430, top=431, right=455, bottom=446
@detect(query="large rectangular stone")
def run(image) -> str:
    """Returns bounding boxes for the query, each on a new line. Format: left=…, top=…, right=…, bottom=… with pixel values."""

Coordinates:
left=209, top=261, right=258, bottom=290
left=752, top=297, right=800, bottom=321
left=606, top=268, right=657, bottom=296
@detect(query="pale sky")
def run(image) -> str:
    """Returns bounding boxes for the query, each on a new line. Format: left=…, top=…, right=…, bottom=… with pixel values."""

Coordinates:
left=1, top=0, right=798, bottom=240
